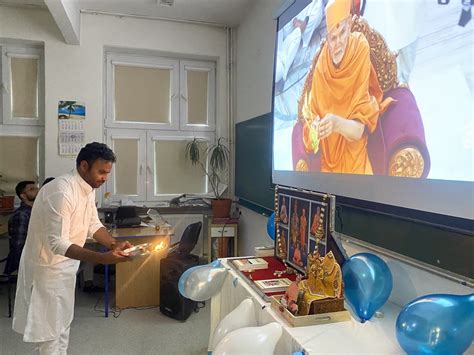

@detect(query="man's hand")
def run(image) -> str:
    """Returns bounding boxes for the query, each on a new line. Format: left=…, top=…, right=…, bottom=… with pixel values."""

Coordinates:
left=101, top=249, right=130, bottom=264
left=111, top=240, right=133, bottom=252
left=318, top=113, right=340, bottom=140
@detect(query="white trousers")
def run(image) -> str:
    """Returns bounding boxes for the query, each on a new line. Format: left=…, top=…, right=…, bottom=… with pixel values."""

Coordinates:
left=34, top=326, right=70, bottom=355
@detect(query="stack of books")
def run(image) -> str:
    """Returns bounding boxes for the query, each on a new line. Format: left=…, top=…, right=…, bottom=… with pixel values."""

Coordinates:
left=254, top=278, right=292, bottom=293
left=232, top=257, right=268, bottom=271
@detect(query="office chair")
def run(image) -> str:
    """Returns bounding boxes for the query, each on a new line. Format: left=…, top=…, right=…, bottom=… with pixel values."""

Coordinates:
left=168, top=221, right=202, bottom=257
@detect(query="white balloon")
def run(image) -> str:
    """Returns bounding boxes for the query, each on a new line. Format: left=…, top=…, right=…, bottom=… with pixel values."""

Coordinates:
left=184, top=265, right=228, bottom=302
left=210, top=298, right=257, bottom=350
left=213, top=322, right=283, bottom=355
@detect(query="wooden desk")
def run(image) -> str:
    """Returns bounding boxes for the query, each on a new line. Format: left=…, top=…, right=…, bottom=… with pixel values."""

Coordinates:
left=88, top=226, right=173, bottom=315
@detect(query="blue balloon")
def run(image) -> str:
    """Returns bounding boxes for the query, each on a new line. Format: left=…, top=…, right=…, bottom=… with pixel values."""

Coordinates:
left=396, top=293, right=474, bottom=354
left=211, top=259, right=222, bottom=268
left=342, top=253, right=393, bottom=322
left=267, top=212, right=275, bottom=240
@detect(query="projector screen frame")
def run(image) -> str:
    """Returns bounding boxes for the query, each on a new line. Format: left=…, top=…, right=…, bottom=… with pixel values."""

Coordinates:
left=269, top=0, right=474, bottom=279
left=271, top=0, right=474, bottom=221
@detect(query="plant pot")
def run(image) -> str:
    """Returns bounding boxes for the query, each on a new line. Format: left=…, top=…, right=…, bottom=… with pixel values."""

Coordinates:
left=211, top=198, right=232, bottom=218
left=0, top=195, right=15, bottom=211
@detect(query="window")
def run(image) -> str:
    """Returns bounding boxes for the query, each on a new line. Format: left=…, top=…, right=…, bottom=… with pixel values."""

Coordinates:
left=104, top=51, right=216, bottom=203
left=0, top=43, right=44, bottom=194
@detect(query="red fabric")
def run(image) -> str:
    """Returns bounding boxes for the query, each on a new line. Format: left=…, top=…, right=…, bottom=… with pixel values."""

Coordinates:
left=239, top=256, right=299, bottom=296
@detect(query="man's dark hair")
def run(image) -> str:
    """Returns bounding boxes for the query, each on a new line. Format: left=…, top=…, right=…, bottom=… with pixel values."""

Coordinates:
left=15, top=180, right=35, bottom=199
left=76, top=142, right=116, bottom=168
left=42, top=177, right=55, bottom=186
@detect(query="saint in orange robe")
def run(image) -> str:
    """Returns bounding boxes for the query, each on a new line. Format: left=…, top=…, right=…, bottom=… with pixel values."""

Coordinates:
left=305, top=31, right=392, bottom=174
left=300, top=214, right=307, bottom=246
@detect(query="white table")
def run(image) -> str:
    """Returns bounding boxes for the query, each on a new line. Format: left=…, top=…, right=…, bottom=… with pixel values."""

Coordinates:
left=209, top=259, right=404, bottom=354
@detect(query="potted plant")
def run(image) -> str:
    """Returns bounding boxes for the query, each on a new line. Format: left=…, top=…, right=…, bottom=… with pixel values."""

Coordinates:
left=0, top=174, right=15, bottom=212
left=185, top=137, right=232, bottom=218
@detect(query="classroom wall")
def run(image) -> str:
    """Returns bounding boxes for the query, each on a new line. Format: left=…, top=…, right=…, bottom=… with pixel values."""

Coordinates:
left=234, top=0, right=279, bottom=255
left=0, top=5, right=229, bottom=178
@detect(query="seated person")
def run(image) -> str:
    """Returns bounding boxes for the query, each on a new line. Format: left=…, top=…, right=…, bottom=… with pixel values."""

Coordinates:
left=301, top=0, right=393, bottom=174
left=292, top=241, right=303, bottom=267
left=6, top=181, right=38, bottom=274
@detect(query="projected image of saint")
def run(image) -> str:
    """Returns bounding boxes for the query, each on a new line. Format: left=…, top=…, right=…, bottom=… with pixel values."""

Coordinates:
left=299, top=0, right=394, bottom=175
left=281, top=0, right=473, bottom=182
left=273, top=0, right=327, bottom=171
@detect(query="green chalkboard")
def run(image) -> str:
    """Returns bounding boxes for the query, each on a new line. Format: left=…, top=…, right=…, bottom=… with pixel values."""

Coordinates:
left=336, top=197, right=474, bottom=279
left=235, top=113, right=274, bottom=215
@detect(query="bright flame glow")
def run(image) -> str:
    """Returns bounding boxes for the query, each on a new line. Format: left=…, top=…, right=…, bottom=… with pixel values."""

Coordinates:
left=153, top=240, right=168, bottom=252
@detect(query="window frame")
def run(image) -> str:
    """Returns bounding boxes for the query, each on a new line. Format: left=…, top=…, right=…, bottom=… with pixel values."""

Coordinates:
left=179, top=60, right=216, bottom=132
left=1, top=44, right=44, bottom=126
left=146, top=130, right=214, bottom=202
left=105, top=129, right=147, bottom=203
left=0, top=125, right=44, bottom=186
left=104, top=50, right=218, bottom=203
left=105, top=52, right=180, bottom=130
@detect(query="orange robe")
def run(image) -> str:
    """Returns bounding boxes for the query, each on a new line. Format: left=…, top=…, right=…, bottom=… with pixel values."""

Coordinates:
left=306, top=32, right=392, bottom=174
left=300, top=214, right=307, bottom=246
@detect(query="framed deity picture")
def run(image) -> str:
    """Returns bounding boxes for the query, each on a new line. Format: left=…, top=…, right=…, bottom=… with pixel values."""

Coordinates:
left=275, top=185, right=335, bottom=273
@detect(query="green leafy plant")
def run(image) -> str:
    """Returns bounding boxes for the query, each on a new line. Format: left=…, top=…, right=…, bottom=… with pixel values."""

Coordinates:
left=185, top=137, right=230, bottom=199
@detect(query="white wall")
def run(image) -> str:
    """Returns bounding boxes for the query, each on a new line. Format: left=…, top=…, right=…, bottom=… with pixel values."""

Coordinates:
left=0, top=6, right=228, bottom=179
left=234, top=0, right=277, bottom=124
left=233, top=0, right=280, bottom=254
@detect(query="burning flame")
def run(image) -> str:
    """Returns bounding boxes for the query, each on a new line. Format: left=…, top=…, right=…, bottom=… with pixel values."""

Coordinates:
left=153, top=240, right=167, bottom=252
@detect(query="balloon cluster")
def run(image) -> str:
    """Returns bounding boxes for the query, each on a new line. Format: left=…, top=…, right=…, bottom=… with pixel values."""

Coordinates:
left=210, top=298, right=282, bottom=354
left=178, top=259, right=228, bottom=302
left=342, top=253, right=473, bottom=353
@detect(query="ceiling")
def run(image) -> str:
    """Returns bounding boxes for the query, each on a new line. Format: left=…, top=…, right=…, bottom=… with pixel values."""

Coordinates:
left=0, top=0, right=255, bottom=27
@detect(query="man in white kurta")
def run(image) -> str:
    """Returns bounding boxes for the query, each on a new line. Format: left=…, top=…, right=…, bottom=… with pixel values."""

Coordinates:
left=13, top=142, right=131, bottom=354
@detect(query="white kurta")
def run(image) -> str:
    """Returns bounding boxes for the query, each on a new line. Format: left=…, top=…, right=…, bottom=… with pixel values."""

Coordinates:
left=13, top=170, right=103, bottom=342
